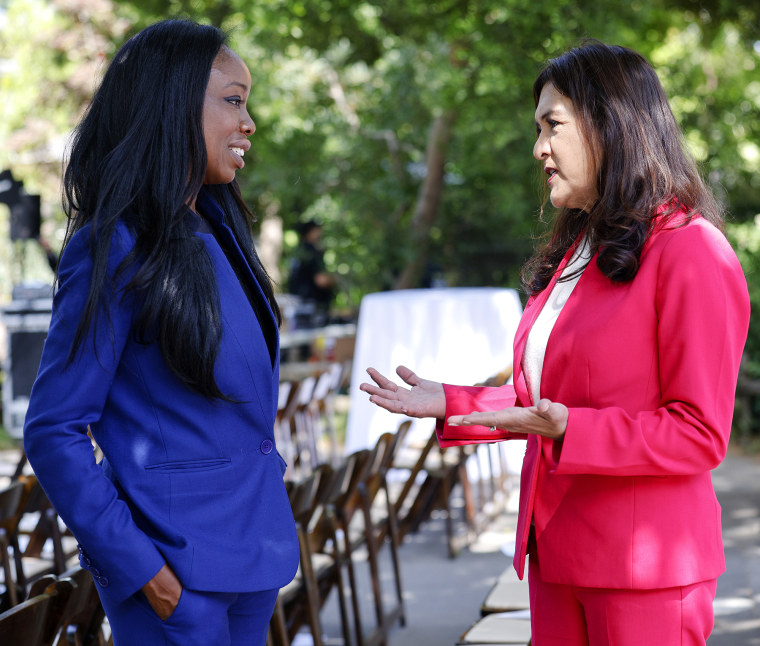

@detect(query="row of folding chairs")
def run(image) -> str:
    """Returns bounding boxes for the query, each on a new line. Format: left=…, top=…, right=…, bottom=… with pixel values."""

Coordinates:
left=0, top=565, right=109, bottom=646
left=271, top=407, right=524, bottom=646
left=277, top=362, right=349, bottom=480
left=380, top=365, right=520, bottom=560
left=270, top=421, right=412, bottom=646
left=276, top=361, right=519, bottom=562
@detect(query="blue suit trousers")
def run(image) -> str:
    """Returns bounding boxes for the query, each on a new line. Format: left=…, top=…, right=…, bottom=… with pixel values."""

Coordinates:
left=100, top=585, right=279, bottom=646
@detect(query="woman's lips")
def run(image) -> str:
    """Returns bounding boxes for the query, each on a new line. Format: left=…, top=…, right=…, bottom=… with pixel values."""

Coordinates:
left=230, top=147, right=245, bottom=169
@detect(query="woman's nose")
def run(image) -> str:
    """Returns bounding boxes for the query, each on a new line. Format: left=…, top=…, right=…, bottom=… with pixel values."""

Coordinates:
left=533, top=134, right=548, bottom=160
left=241, top=113, right=256, bottom=136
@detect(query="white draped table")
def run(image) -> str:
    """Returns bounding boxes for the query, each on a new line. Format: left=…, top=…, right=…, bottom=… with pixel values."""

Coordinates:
left=346, top=287, right=524, bottom=460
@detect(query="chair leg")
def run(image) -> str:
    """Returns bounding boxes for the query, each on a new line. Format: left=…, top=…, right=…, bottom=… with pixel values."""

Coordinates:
left=329, top=529, right=355, bottom=646
left=44, top=508, right=67, bottom=574
left=296, top=525, right=325, bottom=646
left=458, top=461, right=478, bottom=537
left=384, top=482, right=406, bottom=627
left=358, top=486, right=386, bottom=645
left=269, top=594, right=290, bottom=646
left=334, top=512, right=365, bottom=646
left=10, top=533, right=27, bottom=595
left=0, top=532, right=18, bottom=607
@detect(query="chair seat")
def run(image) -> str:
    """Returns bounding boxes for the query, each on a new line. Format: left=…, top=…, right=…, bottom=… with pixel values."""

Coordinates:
left=481, top=565, right=529, bottom=615
left=458, top=611, right=532, bottom=644
left=278, top=552, right=334, bottom=600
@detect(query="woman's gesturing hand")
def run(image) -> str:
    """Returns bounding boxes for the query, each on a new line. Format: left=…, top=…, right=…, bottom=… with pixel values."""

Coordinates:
left=447, top=398, right=569, bottom=440
left=360, top=365, right=446, bottom=419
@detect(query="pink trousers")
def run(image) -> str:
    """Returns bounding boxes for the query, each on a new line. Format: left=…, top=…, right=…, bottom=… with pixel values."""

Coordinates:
left=528, top=554, right=716, bottom=645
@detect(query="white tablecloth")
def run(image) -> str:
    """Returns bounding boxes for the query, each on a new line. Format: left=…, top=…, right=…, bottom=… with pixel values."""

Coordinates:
left=346, top=287, right=524, bottom=455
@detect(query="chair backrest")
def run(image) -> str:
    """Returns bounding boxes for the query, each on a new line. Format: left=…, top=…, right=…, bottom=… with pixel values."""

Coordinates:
left=310, top=369, right=333, bottom=404
left=288, top=466, right=327, bottom=527
left=0, top=577, right=74, bottom=646
left=0, top=481, right=25, bottom=530
left=0, top=480, right=30, bottom=607
left=390, top=429, right=439, bottom=515
left=382, top=421, right=412, bottom=472
left=25, top=575, right=58, bottom=600
left=307, top=451, right=366, bottom=553
left=55, top=566, right=107, bottom=646
left=295, top=376, right=317, bottom=408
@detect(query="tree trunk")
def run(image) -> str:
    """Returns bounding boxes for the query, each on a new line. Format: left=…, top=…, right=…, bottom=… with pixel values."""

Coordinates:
left=394, top=109, right=457, bottom=290
left=257, top=214, right=283, bottom=286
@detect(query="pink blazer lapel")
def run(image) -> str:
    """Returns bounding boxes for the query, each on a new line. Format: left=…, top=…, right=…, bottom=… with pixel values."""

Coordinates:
left=512, top=241, right=581, bottom=405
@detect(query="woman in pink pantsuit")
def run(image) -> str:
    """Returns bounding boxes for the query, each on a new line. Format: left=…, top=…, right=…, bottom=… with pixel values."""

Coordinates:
left=361, top=41, right=750, bottom=645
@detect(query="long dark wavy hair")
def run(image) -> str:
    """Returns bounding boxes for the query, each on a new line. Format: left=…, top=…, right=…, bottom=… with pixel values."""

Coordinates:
left=521, top=40, right=723, bottom=295
left=62, top=19, right=281, bottom=399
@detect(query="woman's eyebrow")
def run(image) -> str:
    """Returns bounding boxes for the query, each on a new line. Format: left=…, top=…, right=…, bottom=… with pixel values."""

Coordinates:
left=223, top=81, right=249, bottom=92
left=538, top=109, right=561, bottom=122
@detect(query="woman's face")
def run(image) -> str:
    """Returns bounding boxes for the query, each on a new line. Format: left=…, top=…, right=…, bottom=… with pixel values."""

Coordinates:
left=533, top=82, right=598, bottom=211
left=202, top=49, right=255, bottom=185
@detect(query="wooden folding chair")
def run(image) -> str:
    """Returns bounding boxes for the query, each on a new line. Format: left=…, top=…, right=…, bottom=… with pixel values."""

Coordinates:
left=0, top=577, right=75, bottom=646
left=308, top=363, right=344, bottom=466
left=348, top=424, right=411, bottom=645
left=312, top=449, right=373, bottom=646
left=54, top=566, right=108, bottom=646
left=272, top=463, right=353, bottom=646
left=318, top=424, right=409, bottom=646
left=275, top=381, right=297, bottom=480
left=390, top=428, right=477, bottom=558
left=271, top=468, right=328, bottom=646
left=6, top=476, right=77, bottom=595
left=466, top=366, right=516, bottom=529
left=0, top=480, right=26, bottom=608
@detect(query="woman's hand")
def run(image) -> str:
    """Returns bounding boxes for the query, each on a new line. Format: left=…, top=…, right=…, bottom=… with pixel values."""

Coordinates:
left=360, top=365, right=446, bottom=419
left=447, top=398, right=569, bottom=440
left=142, top=563, right=182, bottom=621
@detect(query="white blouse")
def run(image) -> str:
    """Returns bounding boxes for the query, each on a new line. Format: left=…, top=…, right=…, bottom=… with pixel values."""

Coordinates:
left=523, top=238, right=592, bottom=405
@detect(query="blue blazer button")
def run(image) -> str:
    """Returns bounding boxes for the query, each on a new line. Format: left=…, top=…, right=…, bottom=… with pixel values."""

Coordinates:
left=96, top=576, right=109, bottom=587
left=260, top=439, right=273, bottom=454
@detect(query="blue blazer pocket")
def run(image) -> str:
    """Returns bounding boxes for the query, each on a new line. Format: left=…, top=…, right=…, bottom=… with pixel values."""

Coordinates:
left=144, top=458, right=232, bottom=473
left=145, top=459, right=234, bottom=526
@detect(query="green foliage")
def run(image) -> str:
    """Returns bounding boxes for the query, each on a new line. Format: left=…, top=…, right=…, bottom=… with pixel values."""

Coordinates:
left=727, top=217, right=760, bottom=437
left=0, top=0, right=133, bottom=291
left=1, top=0, right=758, bottom=322
left=728, top=218, right=760, bottom=364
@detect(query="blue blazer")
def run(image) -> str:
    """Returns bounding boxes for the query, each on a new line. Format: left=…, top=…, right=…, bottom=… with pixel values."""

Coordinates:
left=23, top=189, right=299, bottom=605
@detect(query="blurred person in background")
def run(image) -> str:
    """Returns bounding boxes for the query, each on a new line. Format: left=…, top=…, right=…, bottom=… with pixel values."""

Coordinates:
left=288, top=220, right=336, bottom=327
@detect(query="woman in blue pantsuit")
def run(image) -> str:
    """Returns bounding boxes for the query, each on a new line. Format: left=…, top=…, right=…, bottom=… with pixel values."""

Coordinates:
left=23, top=19, right=299, bottom=645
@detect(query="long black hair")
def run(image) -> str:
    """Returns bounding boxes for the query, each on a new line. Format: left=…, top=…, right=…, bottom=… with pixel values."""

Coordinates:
left=522, top=40, right=722, bottom=295
left=62, top=19, right=280, bottom=399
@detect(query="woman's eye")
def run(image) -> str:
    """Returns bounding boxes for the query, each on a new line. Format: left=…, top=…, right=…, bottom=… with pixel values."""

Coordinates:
left=547, top=119, right=560, bottom=129
left=226, top=97, right=243, bottom=107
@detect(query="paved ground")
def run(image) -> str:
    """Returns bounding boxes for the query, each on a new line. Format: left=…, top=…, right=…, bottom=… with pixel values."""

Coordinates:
left=711, top=448, right=760, bottom=645
left=314, top=447, right=760, bottom=645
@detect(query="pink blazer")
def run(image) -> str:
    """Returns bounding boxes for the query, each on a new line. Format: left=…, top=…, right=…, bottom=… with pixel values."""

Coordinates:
left=437, top=211, right=750, bottom=589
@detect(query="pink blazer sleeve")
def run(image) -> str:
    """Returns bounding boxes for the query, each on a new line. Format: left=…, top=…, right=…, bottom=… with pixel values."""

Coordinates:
left=436, top=383, right=527, bottom=447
